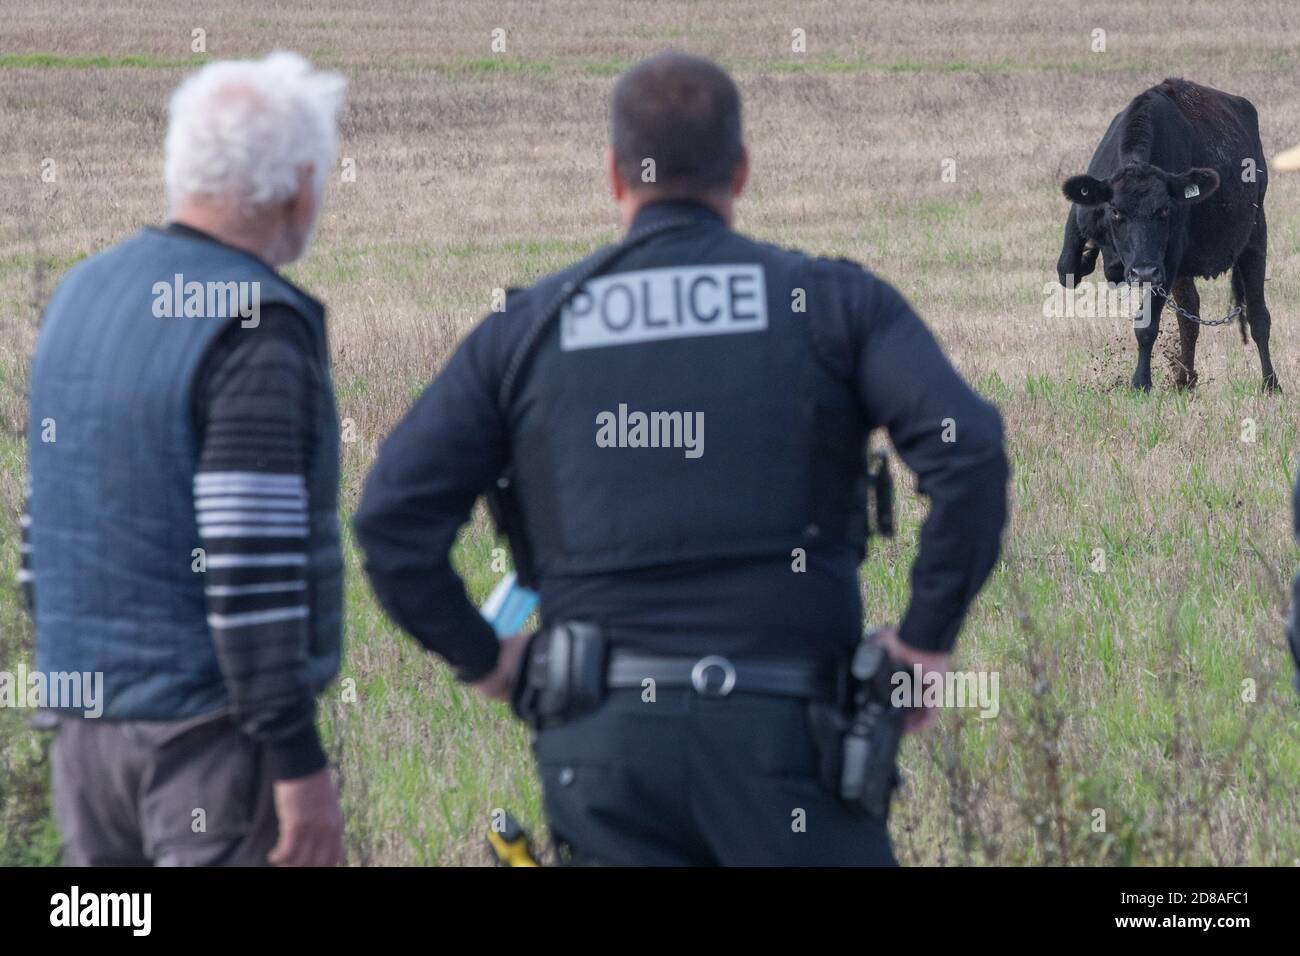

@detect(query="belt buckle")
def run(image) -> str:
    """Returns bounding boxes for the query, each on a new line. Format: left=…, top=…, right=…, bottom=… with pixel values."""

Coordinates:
left=690, top=655, right=737, bottom=698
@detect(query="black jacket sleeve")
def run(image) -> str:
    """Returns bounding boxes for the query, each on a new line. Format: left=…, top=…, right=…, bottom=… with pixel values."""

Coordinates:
left=826, top=261, right=1009, bottom=653
left=352, top=314, right=510, bottom=682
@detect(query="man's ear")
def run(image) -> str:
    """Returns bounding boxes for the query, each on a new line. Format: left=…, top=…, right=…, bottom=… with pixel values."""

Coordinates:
left=606, top=146, right=625, bottom=202
left=291, top=164, right=316, bottom=210
left=1168, top=167, right=1219, bottom=203
left=730, top=145, right=750, bottom=198
left=1062, top=174, right=1111, bottom=206
left=288, top=164, right=319, bottom=233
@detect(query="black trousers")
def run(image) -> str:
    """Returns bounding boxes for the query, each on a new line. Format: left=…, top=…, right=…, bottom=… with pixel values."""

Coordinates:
left=533, top=688, right=897, bottom=866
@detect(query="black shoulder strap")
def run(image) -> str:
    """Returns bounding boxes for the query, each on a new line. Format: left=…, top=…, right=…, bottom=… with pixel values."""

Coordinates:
left=496, top=215, right=699, bottom=414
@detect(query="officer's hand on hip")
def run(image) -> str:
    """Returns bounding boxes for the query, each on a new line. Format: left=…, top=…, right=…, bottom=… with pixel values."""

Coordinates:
left=473, top=631, right=533, bottom=702
left=877, top=626, right=950, bottom=736
left=268, top=766, right=344, bottom=866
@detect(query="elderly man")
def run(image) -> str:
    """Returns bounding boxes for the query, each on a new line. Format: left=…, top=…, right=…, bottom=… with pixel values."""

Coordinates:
left=21, top=52, right=347, bottom=865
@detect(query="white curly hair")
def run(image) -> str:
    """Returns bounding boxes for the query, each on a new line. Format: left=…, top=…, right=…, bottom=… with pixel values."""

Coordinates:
left=164, top=51, right=347, bottom=216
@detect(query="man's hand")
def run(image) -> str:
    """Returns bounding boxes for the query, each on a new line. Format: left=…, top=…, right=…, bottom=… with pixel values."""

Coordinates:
left=876, top=626, right=950, bottom=735
left=472, top=631, right=533, bottom=702
left=268, top=767, right=343, bottom=866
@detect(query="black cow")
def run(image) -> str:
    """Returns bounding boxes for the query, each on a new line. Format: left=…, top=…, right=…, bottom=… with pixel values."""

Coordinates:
left=1057, top=78, right=1275, bottom=391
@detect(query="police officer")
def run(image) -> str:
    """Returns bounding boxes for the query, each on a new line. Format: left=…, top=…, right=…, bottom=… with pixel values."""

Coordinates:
left=354, top=52, right=1009, bottom=865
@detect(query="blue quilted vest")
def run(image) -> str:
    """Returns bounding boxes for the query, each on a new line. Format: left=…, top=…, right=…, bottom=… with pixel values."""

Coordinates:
left=27, top=227, right=342, bottom=719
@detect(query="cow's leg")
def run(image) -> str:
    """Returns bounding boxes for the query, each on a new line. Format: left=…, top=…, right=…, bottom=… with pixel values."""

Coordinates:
left=1171, top=277, right=1199, bottom=389
left=1132, top=285, right=1166, bottom=391
left=1057, top=215, right=1095, bottom=287
left=1235, top=242, right=1280, bottom=392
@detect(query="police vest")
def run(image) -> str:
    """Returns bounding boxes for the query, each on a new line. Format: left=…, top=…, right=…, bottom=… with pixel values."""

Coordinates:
left=507, top=213, right=870, bottom=578
left=27, top=228, right=342, bottom=720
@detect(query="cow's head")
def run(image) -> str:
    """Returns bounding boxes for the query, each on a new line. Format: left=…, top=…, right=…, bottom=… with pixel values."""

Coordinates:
left=1062, top=162, right=1219, bottom=287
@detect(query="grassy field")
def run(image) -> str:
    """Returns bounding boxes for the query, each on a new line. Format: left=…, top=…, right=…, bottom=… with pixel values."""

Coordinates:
left=3, top=0, right=1300, bottom=865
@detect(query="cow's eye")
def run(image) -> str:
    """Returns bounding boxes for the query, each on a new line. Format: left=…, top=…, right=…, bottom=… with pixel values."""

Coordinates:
left=1110, top=208, right=1124, bottom=222
left=1156, top=208, right=1170, bottom=219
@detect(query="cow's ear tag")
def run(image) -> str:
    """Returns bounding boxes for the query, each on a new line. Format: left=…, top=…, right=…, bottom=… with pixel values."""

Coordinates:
left=1184, top=184, right=1200, bottom=199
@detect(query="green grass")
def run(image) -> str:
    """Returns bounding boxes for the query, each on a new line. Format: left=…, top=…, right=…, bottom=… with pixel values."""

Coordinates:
left=0, top=437, right=59, bottom=866
left=318, top=517, right=543, bottom=865
left=5, top=42, right=1292, bottom=81
left=0, top=53, right=206, bottom=70
left=0, top=252, right=88, bottom=278
left=582, top=57, right=636, bottom=77
left=5, top=27, right=1300, bottom=860
left=381, top=56, right=555, bottom=76
left=7, top=219, right=1300, bottom=864
left=316, top=53, right=1226, bottom=80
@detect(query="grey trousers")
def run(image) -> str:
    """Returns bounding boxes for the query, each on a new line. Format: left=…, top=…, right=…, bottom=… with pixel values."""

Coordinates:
left=51, top=710, right=278, bottom=866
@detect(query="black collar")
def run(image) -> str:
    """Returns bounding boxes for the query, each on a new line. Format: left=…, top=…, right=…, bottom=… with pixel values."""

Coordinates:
left=630, top=199, right=724, bottom=232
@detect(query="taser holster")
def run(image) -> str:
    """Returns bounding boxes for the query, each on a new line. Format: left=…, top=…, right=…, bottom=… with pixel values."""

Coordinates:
left=511, top=622, right=609, bottom=730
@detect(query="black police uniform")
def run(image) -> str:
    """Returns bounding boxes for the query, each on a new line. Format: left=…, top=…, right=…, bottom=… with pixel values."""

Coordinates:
left=354, top=199, right=1009, bottom=865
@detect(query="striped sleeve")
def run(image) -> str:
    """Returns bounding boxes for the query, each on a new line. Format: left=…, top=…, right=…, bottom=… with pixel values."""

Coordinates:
left=192, top=308, right=326, bottom=781
left=196, top=470, right=309, bottom=632
left=17, top=474, right=33, bottom=613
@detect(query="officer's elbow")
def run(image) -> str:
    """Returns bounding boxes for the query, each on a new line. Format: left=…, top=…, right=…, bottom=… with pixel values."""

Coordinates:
left=984, top=404, right=1010, bottom=476
left=951, top=402, right=1010, bottom=524
left=954, top=399, right=1008, bottom=474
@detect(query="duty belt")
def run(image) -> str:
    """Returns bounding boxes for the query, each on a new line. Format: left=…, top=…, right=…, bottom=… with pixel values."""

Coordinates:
left=512, top=622, right=906, bottom=820
left=511, top=621, right=842, bottom=730
left=607, top=650, right=838, bottom=701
